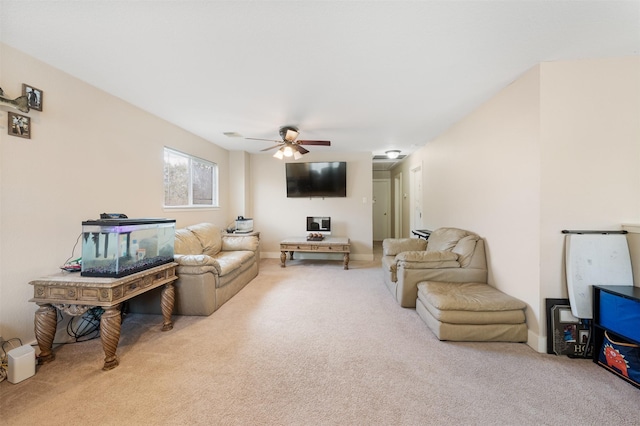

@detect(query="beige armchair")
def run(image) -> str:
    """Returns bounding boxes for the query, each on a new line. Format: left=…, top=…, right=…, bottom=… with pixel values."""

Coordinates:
left=382, top=227, right=488, bottom=307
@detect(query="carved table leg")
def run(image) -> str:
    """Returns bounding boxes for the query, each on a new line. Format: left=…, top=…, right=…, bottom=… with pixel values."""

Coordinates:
left=34, top=303, right=58, bottom=364
left=161, top=282, right=175, bottom=331
left=344, top=253, right=350, bottom=270
left=289, top=251, right=294, bottom=260
left=280, top=251, right=287, bottom=268
left=100, top=304, right=122, bottom=371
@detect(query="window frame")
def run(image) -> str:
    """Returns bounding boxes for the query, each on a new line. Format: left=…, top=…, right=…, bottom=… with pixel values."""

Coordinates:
left=163, top=147, right=219, bottom=209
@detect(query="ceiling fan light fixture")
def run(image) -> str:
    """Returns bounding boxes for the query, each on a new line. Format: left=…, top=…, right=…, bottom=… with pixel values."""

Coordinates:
left=279, top=126, right=299, bottom=142
left=386, top=150, right=401, bottom=159
left=285, top=129, right=299, bottom=142
left=251, top=126, right=329, bottom=159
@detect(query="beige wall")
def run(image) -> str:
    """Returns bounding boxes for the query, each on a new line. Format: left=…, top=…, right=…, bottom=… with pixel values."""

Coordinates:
left=539, top=57, right=640, bottom=308
left=250, top=151, right=374, bottom=260
left=0, top=44, right=375, bottom=344
left=0, top=44, right=231, bottom=342
left=391, top=57, right=640, bottom=351
left=229, top=150, right=253, bottom=221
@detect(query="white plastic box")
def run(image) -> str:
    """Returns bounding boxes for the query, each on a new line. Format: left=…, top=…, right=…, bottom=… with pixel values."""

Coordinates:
left=7, top=344, right=36, bottom=384
left=235, top=217, right=254, bottom=233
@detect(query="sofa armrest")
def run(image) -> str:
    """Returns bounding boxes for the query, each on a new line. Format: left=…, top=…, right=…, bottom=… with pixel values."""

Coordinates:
left=174, top=254, right=221, bottom=275
left=395, top=250, right=460, bottom=269
left=383, top=238, right=427, bottom=256
left=221, top=235, right=259, bottom=252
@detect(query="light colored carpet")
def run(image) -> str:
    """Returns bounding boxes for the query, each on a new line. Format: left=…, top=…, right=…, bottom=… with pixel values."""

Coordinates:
left=2, top=254, right=640, bottom=425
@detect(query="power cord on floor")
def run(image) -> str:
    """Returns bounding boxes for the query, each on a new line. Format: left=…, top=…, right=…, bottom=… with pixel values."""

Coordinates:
left=66, top=307, right=104, bottom=342
left=63, top=305, right=129, bottom=342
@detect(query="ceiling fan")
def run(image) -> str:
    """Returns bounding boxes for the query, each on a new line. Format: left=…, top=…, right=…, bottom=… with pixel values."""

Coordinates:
left=246, top=126, right=331, bottom=159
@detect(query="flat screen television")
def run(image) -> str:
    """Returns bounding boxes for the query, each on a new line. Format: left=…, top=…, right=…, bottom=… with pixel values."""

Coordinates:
left=286, top=161, right=347, bottom=198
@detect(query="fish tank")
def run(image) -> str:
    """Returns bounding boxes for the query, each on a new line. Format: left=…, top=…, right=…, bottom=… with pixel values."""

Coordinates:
left=81, top=218, right=176, bottom=277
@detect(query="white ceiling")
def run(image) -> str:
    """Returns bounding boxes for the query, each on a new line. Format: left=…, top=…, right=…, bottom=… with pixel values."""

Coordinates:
left=1, top=1, right=639, bottom=159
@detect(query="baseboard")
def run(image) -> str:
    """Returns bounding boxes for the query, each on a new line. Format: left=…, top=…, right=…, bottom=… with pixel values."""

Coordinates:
left=527, top=329, right=546, bottom=353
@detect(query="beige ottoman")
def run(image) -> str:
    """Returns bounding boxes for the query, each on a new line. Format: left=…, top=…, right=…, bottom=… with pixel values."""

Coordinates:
left=416, top=281, right=527, bottom=342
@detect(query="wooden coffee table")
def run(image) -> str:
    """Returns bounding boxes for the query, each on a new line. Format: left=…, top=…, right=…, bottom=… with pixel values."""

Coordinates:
left=280, top=237, right=350, bottom=269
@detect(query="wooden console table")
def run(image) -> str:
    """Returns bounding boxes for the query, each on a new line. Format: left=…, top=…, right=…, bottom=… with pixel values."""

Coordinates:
left=29, top=262, right=178, bottom=371
left=280, top=237, right=350, bottom=269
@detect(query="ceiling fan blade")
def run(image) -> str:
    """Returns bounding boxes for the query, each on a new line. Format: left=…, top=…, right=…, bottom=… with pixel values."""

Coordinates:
left=245, top=137, right=280, bottom=142
left=296, top=145, right=309, bottom=154
left=297, top=140, right=331, bottom=146
left=260, top=144, right=283, bottom=152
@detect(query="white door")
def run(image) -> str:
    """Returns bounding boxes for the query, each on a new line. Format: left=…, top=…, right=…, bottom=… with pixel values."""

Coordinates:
left=394, top=173, right=403, bottom=238
left=372, top=179, right=391, bottom=241
left=410, top=165, right=422, bottom=232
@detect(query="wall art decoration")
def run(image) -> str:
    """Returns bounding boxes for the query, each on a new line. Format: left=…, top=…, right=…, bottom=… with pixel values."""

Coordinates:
left=0, top=87, right=29, bottom=113
left=546, top=298, right=592, bottom=357
left=8, top=112, right=31, bottom=139
left=22, top=83, right=43, bottom=111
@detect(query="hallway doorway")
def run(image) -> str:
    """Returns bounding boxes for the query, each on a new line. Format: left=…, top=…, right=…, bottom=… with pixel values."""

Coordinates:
left=372, top=179, right=391, bottom=241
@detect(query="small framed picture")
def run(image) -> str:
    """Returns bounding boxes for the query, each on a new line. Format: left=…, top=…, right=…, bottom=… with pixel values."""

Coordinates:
left=22, top=83, right=43, bottom=111
left=8, top=112, right=31, bottom=139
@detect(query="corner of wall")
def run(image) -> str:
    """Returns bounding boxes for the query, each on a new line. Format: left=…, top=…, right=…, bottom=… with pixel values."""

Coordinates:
left=528, top=330, right=546, bottom=353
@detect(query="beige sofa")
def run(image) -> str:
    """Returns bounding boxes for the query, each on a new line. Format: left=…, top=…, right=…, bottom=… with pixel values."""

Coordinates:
left=382, top=227, right=488, bottom=308
left=130, top=223, right=260, bottom=316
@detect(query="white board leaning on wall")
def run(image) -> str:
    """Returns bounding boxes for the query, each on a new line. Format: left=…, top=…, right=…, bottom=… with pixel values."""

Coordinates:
left=565, top=232, right=633, bottom=319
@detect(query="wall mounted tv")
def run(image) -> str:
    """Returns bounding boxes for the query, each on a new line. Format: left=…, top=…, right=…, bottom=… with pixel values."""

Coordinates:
left=286, top=161, right=347, bottom=198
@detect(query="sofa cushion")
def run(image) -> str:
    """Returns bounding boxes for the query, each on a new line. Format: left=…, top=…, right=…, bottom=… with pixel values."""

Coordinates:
left=395, top=250, right=459, bottom=265
left=416, top=298, right=528, bottom=342
left=174, top=228, right=202, bottom=255
left=222, top=235, right=260, bottom=252
left=188, top=223, right=222, bottom=256
left=395, top=252, right=460, bottom=269
left=383, top=238, right=427, bottom=256
left=174, top=253, right=221, bottom=274
left=426, top=228, right=474, bottom=252
left=396, top=260, right=460, bottom=274
left=214, top=251, right=255, bottom=276
left=418, top=281, right=526, bottom=312
left=452, top=235, right=479, bottom=268
left=417, top=286, right=524, bottom=324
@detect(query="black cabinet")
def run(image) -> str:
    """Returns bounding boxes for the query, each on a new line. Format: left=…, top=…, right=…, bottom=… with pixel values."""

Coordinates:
left=592, top=285, right=640, bottom=388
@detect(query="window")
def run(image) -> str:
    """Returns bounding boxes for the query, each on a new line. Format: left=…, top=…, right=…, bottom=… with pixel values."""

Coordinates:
left=164, top=148, right=218, bottom=208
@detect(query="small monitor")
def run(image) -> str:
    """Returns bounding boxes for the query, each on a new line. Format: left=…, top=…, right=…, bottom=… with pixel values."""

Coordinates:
left=306, top=216, right=331, bottom=234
